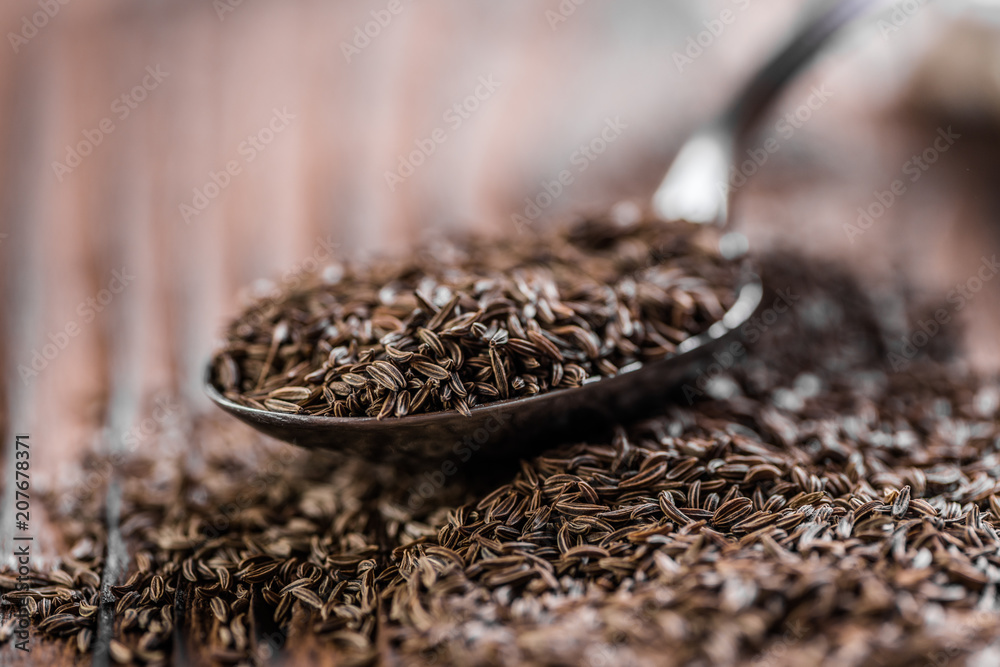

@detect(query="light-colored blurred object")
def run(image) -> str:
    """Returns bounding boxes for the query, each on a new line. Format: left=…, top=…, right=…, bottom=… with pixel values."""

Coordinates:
left=909, top=8, right=1000, bottom=119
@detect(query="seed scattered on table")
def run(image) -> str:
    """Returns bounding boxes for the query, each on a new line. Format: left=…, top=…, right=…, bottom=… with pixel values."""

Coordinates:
left=7, top=249, right=1000, bottom=666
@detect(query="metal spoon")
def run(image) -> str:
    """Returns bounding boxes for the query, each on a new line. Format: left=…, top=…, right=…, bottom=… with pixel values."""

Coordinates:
left=206, top=0, right=876, bottom=460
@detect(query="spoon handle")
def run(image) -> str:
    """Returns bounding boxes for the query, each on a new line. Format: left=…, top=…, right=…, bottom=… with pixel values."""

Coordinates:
left=653, top=0, right=882, bottom=226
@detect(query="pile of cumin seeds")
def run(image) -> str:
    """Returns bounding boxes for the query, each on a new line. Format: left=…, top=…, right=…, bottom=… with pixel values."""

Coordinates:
left=210, top=216, right=743, bottom=418
left=7, top=252, right=1000, bottom=666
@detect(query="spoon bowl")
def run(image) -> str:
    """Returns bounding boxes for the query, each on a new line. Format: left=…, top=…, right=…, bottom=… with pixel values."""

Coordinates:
left=206, top=278, right=763, bottom=460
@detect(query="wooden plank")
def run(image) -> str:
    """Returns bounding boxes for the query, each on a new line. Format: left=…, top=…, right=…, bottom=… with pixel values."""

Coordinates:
left=1, top=0, right=998, bottom=663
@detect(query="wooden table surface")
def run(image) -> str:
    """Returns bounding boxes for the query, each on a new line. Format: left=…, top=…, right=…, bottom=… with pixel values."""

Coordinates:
left=1, top=0, right=998, bottom=664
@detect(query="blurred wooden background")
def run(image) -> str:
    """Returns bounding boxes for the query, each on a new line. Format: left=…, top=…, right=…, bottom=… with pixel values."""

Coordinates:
left=0, top=0, right=998, bottom=662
